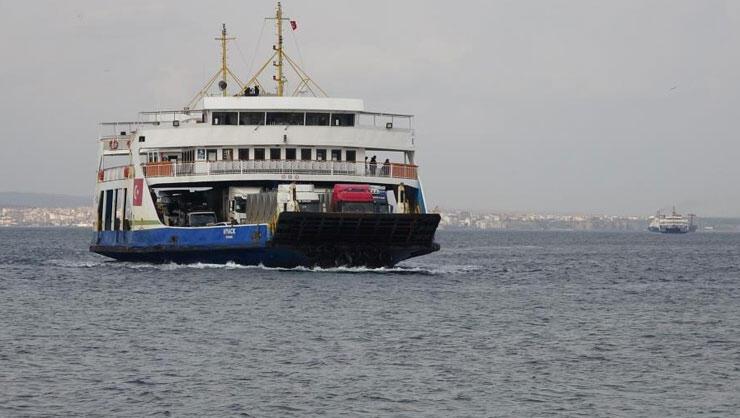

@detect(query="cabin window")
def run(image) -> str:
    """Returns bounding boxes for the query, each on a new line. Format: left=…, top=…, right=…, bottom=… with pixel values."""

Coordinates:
left=207, top=150, right=217, bottom=161
left=300, top=148, right=312, bottom=160
left=182, top=149, right=195, bottom=162
left=331, top=149, right=342, bottom=161
left=239, top=112, right=265, bottom=125
left=285, top=148, right=297, bottom=160
left=331, top=113, right=355, bottom=127
left=316, top=149, right=327, bottom=161
left=254, top=148, right=265, bottom=160
left=238, top=148, right=250, bottom=160
left=222, top=149, right=233, bottom=161
left=196, top=149, right=206, bottom=161
left=346, top=150, right=356, bottom=162
left=212, top=112, right=238, bottom=125
left=266, top=112, right=304, bottom=126
left=306, top=112, right=330, bottom=126
left=270, top=148, right=281, bottom=160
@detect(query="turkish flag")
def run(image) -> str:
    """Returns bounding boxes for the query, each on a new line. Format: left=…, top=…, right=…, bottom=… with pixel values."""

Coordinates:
left=133, top=178, right=144, bottom=206
left=290, top=20, right=297, bottom=30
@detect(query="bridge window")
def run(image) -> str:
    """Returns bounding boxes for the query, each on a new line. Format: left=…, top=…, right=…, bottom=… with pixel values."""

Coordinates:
left=316, top=149, right=327, bottom=161
left=269, top=148, right=281, bottom=160
left=254, top=148, right=265, bottom=160
left=222, top=149, right=233, bottom=161
left=266, top=112, right=305, bottom=126
left=212, top=112, right=238, bottom=125
left=238, top=148, right=250, bottom=160
left=331, top=113, right=355, bottom=127
left=331, top=149, right=342, bottom=161
left=285, top=148, right=296, bottom=160
left=346, top=150, right=356, bottom=162
left=239, top=112, right=265, bottom=125
left=306, top=112, right=330, bottom=126
left=300, top=148, right=312, bottom=160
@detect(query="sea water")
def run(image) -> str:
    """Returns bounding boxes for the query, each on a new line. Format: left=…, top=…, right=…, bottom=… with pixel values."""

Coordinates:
left=1, top=228, right=738, bottom=416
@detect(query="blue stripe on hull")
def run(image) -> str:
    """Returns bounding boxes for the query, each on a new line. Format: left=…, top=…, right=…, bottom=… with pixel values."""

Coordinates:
left=92, top=224, right=270, bottom=249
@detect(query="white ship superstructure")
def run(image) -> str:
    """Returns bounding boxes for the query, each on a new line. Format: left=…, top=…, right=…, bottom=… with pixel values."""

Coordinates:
left=90, top=3, right=440, bottom=267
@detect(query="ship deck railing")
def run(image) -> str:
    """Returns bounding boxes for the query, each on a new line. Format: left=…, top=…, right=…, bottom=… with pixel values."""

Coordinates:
left=142, top=160, right=418, bottom=181
left=97, top=165, right=134, bottom=183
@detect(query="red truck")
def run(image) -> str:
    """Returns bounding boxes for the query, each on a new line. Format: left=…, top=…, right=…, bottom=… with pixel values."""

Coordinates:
left=331, top=184, right=388, bottom=213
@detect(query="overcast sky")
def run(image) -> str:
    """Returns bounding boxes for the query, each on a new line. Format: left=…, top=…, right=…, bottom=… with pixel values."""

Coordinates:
left=1, top=0, right=739, bottom=216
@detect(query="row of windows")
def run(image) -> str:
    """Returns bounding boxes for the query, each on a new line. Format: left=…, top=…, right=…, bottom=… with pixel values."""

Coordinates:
left=212, top=112, right=355, bottom=127
left=219, top=148, right=356, bottom=162
left=166, top=148, right=357, bottom=162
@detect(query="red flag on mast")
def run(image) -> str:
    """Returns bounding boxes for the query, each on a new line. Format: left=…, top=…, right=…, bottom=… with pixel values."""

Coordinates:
left=290, top=20, right=297, bottom=31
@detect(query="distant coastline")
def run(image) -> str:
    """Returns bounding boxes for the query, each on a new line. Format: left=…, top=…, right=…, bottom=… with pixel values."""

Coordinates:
left=434, top=209, right=740, bottom=233
left=2, top=192, right=740, bottom=232
left=0, top=192, right=89, bottom=208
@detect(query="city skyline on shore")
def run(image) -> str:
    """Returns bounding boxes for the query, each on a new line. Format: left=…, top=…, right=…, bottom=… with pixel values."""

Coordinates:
left=0, top=190, right=719, bottom=219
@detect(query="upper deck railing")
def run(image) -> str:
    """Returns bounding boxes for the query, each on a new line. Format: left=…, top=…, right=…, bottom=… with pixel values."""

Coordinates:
left=142, top=160, right=418, bottom=181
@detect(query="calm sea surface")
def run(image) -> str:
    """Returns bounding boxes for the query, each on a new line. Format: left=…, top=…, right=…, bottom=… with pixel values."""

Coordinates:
left=1, top=228, right=739, bottom=417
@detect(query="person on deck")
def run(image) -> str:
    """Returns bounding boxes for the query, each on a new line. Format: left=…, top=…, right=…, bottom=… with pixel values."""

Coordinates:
left=369, top=156, right=377, bottom=175
left=382, top=158, right=390, bottom=176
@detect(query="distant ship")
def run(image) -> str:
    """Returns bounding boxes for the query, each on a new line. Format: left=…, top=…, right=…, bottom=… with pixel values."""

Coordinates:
left=89, top=2, right=440, bottom=267
left=648, top=207, right=697, bottom=234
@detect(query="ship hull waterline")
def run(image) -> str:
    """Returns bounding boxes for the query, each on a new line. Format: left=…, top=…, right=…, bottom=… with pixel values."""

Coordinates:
left=90, top=213, right=441, bottom=268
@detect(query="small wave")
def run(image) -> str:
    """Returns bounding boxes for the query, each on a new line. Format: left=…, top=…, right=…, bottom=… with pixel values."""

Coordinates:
left=402, top=263, right=484, bottom=275
left=45, top=259, right=106, bottom=268
left=115, top=261, right=439, bottom=275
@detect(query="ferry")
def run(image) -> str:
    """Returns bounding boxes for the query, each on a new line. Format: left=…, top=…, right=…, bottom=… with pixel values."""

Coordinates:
left=648, top=207, right=697, bottom=234
left=90, top=3, right=440, bottom=267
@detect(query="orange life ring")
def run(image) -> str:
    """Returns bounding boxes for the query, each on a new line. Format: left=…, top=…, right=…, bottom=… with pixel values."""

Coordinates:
left=110, top=139, right=119, bottom=150
left=123, top=166, right=130, bottom=178
left=98, top=170, right=104, bottom=182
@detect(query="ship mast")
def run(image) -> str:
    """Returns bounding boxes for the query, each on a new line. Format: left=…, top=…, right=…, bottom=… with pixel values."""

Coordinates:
left=243, top=1, right=327, bottom=97
left=186, top=24, right=244, bottom=109
left=269, top=2, right=287, bottom=96
left=218, top=23, right=235, bottom=96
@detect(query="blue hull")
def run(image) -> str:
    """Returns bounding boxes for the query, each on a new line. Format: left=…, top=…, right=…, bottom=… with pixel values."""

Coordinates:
left=90, top=224, right=310, bottom=267
left=90, top=216, right=440, bottom=268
